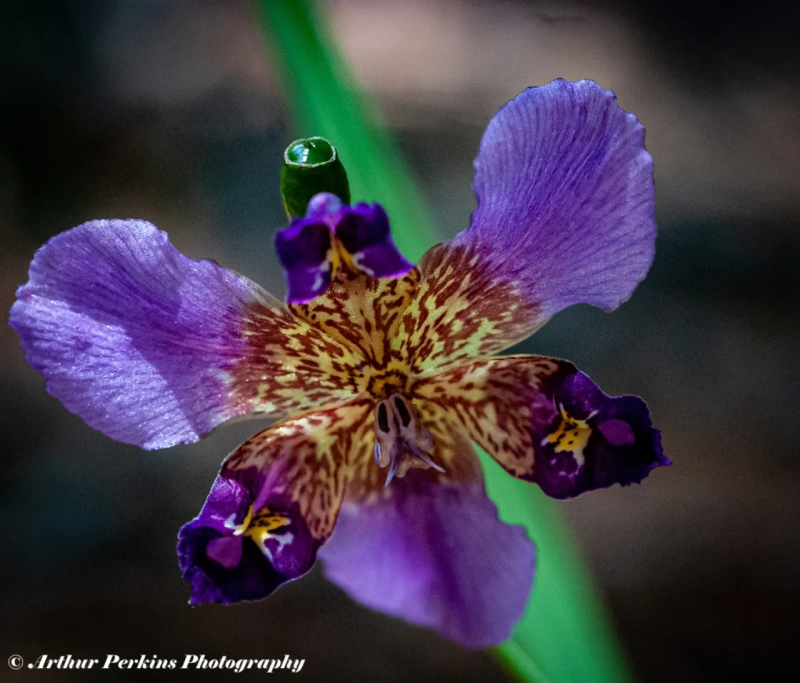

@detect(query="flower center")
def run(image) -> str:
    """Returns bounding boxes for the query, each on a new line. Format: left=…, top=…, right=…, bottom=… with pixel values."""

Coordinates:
left=363, top=366, right=410, bottom=398
left=373, top=393, right=443, bottom=486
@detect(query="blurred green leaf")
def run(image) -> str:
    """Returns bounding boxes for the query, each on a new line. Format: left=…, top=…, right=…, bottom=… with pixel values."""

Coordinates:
left=258, top=2, right=634, bottom=682
left=480, top=450, right=633, bottom=683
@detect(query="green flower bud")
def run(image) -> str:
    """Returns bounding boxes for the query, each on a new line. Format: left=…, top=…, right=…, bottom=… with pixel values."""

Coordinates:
left=280, top=137, right=350, bottom=218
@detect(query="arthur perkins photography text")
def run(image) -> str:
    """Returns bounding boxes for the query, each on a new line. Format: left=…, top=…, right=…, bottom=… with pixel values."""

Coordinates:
left=26, top=654, right=305, bottom=673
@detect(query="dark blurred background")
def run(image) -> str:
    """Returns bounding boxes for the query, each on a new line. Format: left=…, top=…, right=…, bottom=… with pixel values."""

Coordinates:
left=1, top=1, right=799, bottom=681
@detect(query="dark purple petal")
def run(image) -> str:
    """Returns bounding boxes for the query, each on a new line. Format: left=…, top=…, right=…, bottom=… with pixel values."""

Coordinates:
left=274, top=219, right=333, bottom=303
left=320, top=478, right=535, bottom=648
left=533, top=371, right=670, bottom=499
left=206, top=536, right=243, bottom=569
left=454, top=79, right=655, bottom=320
left=335, top=204, right=413, bottom=279
left=597, top=418, right=636, bottom=446
left=274, top=194, right=411, bottom=301
left=8, top=219, right=277, bottom=450
left=177, top=468, right=316, bottom=605
left=179, top=525, right=283, bottom=604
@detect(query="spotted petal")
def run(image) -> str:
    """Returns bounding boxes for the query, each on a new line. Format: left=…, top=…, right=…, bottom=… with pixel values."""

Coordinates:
left=320, top=477, right=535, bottom=648
left=397, top=79, right=655, bottom=373
left=393, top=243, right=541, bottom=374
left=289, top=257, right=420, bottom=372
left=178, top=397, right=373, bottom=604
left=415, top=356, right=668, bottom=497
left=9, top=219, right=361, bottom=449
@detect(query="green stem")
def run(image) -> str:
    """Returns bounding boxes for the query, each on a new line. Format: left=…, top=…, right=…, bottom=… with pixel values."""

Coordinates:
left=480, top=451, right=633, bottom=683
left=257, top=2, right=634, bottom=681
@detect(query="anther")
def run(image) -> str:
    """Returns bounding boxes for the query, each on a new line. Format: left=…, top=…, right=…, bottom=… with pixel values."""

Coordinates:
left=377, top=402, right=390, bottom=433
left=393, top=396, right=412, bottom=427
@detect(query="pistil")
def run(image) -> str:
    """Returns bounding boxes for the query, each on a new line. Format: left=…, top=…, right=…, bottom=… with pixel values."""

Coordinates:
left=373, top=394, right=444, bottom=486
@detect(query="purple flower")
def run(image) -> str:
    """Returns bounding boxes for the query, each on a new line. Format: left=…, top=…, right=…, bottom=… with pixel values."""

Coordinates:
left=9, top=80, right=669, bottom=647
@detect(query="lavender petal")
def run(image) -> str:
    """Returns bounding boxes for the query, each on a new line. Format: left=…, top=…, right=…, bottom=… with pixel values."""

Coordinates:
left=9, top=219, right=278, bottom=449
left=454, top=79, right=656, bottom=321
left=320, top=477, right=534, bottom=647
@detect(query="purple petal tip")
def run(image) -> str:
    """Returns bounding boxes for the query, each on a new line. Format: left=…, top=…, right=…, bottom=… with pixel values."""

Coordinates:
left=534, top=371, right=667, bottom=499
left=178, top=470, right=317, bottom=605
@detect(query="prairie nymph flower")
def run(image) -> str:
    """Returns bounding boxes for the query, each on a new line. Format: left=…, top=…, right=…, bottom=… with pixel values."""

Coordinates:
left=9, top=79, right=668, bottom=647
